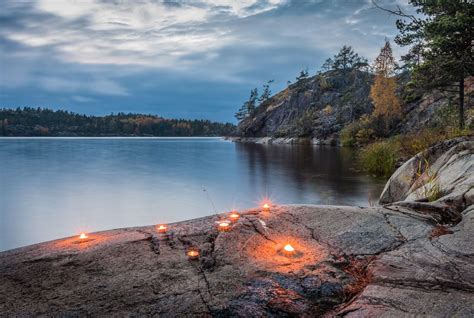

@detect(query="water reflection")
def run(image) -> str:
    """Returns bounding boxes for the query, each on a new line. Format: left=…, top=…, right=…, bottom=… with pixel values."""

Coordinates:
left=0, top=138, right=385, bottom=251
left=235, top=142, right=384, bottom=205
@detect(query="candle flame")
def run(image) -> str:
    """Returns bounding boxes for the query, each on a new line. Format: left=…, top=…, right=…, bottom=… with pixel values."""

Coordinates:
left=157, top=224, right=167, bottom=232
left=187, top=250, right=199, bottom=257
left=229, top=212, right=240, bottom=220
left=284, top=244, right=294, bottom=252
left=219, top=221, right=230, bottom=228
left=263, top=203, right=270, bottom=209
left=79, top=233, right=88, bottom=239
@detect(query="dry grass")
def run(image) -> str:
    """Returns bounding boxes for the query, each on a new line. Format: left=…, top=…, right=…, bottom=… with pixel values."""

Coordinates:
left=343, top=256, right=375, bottom=299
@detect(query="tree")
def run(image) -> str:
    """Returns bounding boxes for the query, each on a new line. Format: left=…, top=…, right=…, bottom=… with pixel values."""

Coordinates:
left=332, top=45, right=368, bottom=72
left=370, top=41, right=401, bottom=128
left=235, top=88, right=258, bottom=121
left=321, top=58, right=334, bottom=72
left=296, top=68, right=309, bottom=81
left=258, top=80, right=274, bottom=104
left=375, top=0, right=473, bottom=128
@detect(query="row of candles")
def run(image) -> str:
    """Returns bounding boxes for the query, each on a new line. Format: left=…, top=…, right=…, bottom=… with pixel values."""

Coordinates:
left=77, top=202, right=295, bottom=259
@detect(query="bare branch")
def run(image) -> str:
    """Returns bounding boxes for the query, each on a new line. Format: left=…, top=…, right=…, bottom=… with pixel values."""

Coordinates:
left=371, top=0, right=421, bottom=24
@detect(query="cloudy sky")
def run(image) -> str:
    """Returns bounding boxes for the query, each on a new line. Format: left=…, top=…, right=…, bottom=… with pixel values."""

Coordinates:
left=0, top=0, right=415, bottom=122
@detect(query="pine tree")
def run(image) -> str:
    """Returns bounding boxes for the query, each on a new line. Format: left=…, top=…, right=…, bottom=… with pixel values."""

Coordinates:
left=376, top=0, right=473, bottom=128
left=332, top=45, right=368, bottom=72
left=258, top=80, right=274, bottom=104
left=235, top=88, right=258, bottom=121
left=296, top=68, right=309, bottom=81
left=370, top=41, right=401, bottom=128
left=321, top=58, right=334, bottom=72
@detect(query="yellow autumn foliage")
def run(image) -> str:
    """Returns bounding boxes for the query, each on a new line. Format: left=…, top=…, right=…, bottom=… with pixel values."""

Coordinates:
left=370, top=75, right=401, bottom=118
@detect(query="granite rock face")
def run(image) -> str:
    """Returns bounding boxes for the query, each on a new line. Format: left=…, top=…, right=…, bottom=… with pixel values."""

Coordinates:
left=237, top=70, right=373, bottom=140
left=1, top=203, right=473, bottom=317
left=1, top=140, right=473, bottom=316
left=379, top=137, right=473, bottom=221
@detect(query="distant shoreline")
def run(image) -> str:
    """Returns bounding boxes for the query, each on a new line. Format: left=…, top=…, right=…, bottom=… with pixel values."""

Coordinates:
left=0, top=136, right=228, bottom=139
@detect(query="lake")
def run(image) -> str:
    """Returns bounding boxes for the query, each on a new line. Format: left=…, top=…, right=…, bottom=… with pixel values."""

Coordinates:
left=0, top=137, right=386, bottom=251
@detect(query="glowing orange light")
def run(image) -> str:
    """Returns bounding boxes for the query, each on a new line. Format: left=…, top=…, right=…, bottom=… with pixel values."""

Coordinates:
left=79, top=233, right=88, bottom=240
left=229, top=212, right=240, bottom=222
left=263, top=203, right=270, bottom=210
left=218, top=221, right=230, bottom=231
left=187, top=249, right=200, bottom=260
left=157, top=224, right=167, bottom=233
left=282, top=243, right=295, bottom=257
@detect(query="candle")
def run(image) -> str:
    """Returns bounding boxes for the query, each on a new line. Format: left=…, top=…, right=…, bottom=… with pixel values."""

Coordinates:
left=218, top=221, right=231, bottom=232
left=157, top=224, right=167, bottom=234
left=283, top=244, right=295, bottom=257
left=187, top=249, right=200, bottom=260
left=229, top=212, right=240, bottom=222
left=79, top=233, right=88, bottom=240
left=263, top=203, right=270, bottom=211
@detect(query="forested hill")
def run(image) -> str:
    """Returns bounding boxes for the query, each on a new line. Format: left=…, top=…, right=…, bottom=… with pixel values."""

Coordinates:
left=0, top=108, right=236, bottom=137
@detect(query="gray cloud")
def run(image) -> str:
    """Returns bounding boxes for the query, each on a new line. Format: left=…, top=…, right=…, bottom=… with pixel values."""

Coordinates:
left=0, top=0, right=417, bottom=121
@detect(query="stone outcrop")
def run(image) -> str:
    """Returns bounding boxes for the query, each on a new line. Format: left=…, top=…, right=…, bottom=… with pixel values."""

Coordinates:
left=237, top=70, right=373, bottom=140
left=1, top=139, right=473, bottom=316
left=379, top=137, right=473, bottom=223
left=236, top=68, right=472, bottom=141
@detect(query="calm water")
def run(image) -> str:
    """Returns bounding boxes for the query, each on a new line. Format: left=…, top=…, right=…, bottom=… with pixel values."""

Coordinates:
left=0, top=137, right=385, bottom=251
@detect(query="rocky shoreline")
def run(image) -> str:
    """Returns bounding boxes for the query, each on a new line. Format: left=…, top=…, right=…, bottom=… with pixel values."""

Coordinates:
left=1, top=138, right=472, bottom=316
left=225, top=136, right=337, bottom=146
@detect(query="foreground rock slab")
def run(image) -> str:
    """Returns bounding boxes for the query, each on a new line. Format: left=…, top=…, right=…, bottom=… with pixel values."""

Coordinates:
left=1, top=204, right=473, bottom=317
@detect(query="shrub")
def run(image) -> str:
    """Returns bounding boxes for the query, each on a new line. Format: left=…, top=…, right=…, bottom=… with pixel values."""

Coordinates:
left=340, top=122, right=359, bottom=146
left=414, top=156, right=443, bottom=202
left=340, top=115, right=380, bottom=146
left=398, top=127, right=471, bottom=158
left=319, top=76, right=332, bottom=90
left=359, top=140, right=399, bottom=177
left=323, top=104, right=333, bottom=115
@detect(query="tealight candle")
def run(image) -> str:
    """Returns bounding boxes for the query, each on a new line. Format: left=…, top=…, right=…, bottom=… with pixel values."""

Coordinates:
left=218, top=221, right=231, bottom=232
left=187, top=249, right=200, bottom=260
left=283, top=244, right=295, bottom=257
left=79, top=233, right=88, bottom=240
left=229, top=212, right=240, bottom=222
left=157, top=224, right=167, bottom=234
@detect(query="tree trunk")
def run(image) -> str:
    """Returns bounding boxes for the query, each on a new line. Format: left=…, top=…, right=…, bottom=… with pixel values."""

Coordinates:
left=459, top=75, right=464, bottom=129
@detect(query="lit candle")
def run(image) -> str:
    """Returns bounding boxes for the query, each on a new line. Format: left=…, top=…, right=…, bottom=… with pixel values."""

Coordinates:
left=218, top=221, right=231, bottom=232
left=263, top=203, right=270, bottom=211
left=229, top=212, right=240, bottom=222
left=283, top=244, right=295, bottom=257
left=157, top=224, right=167, bottom=234
left=79, top=233, right=88, bottom=240
left=187, top=249, right=200, bottom=260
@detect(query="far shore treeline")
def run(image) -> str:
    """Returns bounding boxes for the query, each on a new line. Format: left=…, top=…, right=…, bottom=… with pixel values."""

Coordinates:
left=0, top=107, right=236, bottom=137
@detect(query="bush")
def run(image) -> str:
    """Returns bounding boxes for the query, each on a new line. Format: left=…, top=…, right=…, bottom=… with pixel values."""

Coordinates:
left=398, top=127, right=471, bottom=158
left=359, top=140, right=399, bottom=177
left=340, top=115, right=380, bottom=146
left=340, top=122, right=359, bottom=146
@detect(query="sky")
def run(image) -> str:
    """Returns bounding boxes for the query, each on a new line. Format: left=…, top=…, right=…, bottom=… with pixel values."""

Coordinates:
left=0, top=0, right=416, bottom=122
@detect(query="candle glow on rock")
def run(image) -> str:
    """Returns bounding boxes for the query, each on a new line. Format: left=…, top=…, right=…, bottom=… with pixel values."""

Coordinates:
left=79, top=233, right=88, bottom=240
left=157, top=224, right=167, bottom=233
left=282, top=243, right=296, bottom=257
left=229, top=212, right=240, bottom=221
left=187, top=249, right=200, bottom=260
left=263, top=203, right=270, bottom=210
left=218, top=221, right=230, bottom=231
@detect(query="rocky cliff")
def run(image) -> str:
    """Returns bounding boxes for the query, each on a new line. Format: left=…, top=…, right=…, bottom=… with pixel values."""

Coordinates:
left=1, top=138, right=473, bottom=316
left=236, top=70, right=472, bottom=143
left=237, top=70, right=373, bottom=142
